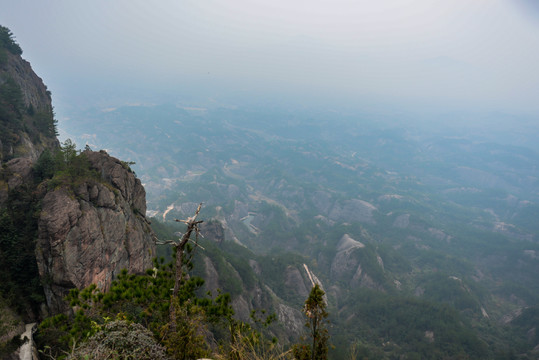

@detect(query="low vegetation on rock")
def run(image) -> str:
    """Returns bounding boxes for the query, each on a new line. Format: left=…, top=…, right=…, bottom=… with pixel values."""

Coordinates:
left=67, top=320, right=169, bottom=360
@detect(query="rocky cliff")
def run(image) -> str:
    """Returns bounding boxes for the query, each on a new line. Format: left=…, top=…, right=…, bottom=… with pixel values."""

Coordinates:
left=0, top=27, right=58, bottom=163
left=193, top=226, right=307, bottom=343
left=36, top=150, right=156, bottom=313
left=0, top=26, right=155, bottom=319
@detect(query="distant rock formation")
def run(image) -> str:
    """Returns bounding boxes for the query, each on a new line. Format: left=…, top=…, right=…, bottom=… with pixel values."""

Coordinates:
left=330, top=234, right=365, bottom=280
left=36, top=150, right=155, bottom=313
left=330, top=234, right=385, bottom=290
left=328, top=199, right=377, bottom=224
left=201, top=220, right=225, bottom=245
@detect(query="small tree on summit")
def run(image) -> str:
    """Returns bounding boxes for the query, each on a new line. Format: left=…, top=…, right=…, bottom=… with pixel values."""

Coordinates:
left=293, top=284, right=329, bottom=360
left=0, top=25, right=23, bottom=55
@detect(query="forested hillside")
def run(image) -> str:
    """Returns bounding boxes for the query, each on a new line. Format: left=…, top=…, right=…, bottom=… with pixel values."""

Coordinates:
left=61, top=103, right=539, bottom=358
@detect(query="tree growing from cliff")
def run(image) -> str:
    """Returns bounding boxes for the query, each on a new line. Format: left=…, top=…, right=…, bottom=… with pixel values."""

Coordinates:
left=292, top=284, right=329, bottom=360
left=172, top=203, right=204, bottom=297
left=0, top=25, right=22, bottom=56
left=34, top=139, right=99, bottom=186
left=0, top=25, right=21, bottom=66
left=155, top=203, right=205, bottom=321
left=156, top=203, right=220, bottom=359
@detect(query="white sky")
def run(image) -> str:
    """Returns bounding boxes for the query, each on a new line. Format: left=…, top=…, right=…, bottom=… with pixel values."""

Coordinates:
left=1, top=0, right=539, bottom=114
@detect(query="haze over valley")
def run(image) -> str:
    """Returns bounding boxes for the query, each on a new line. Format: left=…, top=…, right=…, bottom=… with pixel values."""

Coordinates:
left=58, top=102, right=539, bottom=357
left=2, top=1, right=539, bottom=358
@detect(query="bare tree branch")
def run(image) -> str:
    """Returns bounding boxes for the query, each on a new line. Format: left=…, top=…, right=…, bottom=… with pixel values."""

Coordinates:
left=173, top=203, right=203, bottom=297
left=154, top=240, right=177, bottom=245
left=155, top=203, right=205, bottom=333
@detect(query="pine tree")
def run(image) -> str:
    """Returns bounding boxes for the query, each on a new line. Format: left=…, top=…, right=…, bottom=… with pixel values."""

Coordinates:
left=293, top=284, right=329, bottom=360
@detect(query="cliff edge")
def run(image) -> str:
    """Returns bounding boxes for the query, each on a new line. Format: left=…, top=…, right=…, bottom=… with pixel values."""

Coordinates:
left=0, top=26, right=58, bottom=163
left=0, top=25, right=155, bottom=320
left=36, top=150, right=155, bottom=313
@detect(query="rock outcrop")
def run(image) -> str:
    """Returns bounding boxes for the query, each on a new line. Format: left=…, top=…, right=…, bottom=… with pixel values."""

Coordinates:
left=0, top=26, right=157, bottom=359
left=1, top=26, right=156, bottom=317
left=36, top=150, right=155, bottom=313
left=0, top=297, right=24, bottom=346
left=328, top=199, right=377, bottom=224
left=2, top=50, right=50, bottom=113
left=330, top=234, right=386, bottom=290
left=284, top=265, right=309, bottom=299
left=0, top=42, right=58, bottom=162
left=330, top=234, right=365, bottom=280
left=198, top=244, right=307, bottom=342
left=201, top=220, right=225, bottom=245
left=0, top=157, right=34, bottom=208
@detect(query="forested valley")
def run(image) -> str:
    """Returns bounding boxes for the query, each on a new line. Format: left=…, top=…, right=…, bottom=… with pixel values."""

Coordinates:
left=2, top=22, right=539, bottom=360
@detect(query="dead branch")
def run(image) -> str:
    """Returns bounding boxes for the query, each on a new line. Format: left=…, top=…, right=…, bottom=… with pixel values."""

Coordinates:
left=172, top=203, right=204, bottom=297
left=154, top=239, right=177, bottom=245
left=166, top=203, right=204, bottom=332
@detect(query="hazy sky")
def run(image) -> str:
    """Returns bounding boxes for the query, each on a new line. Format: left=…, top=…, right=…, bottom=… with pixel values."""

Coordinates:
left=2, top=0, right=539, bottom=114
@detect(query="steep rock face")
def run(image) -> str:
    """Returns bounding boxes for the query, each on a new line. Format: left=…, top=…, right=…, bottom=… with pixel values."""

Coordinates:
left=0, top=49, right=58, bottom=162
left=330, top=234, right=365, bottom=280
left=0, top=157, right=34, bottom=208
left=36, top=151, right=155, bottom=313
left=284, top=265, right=309, bottom=299
left=330, top=234, right=386, bottom=290
left=201, top=220, right=225, bottom=245
left=275, top=303, right=304, bottom=340
left=2, top=51, right=50, bottom=112
left=202, top=255, right=220, bottom=295
left=0, top=297, right=24, bottom=345
left=200, top=249, right=306, bottom=342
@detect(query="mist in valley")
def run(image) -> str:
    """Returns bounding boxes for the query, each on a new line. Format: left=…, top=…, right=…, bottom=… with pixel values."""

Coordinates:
left=2, top=0, right=539, bottom=358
